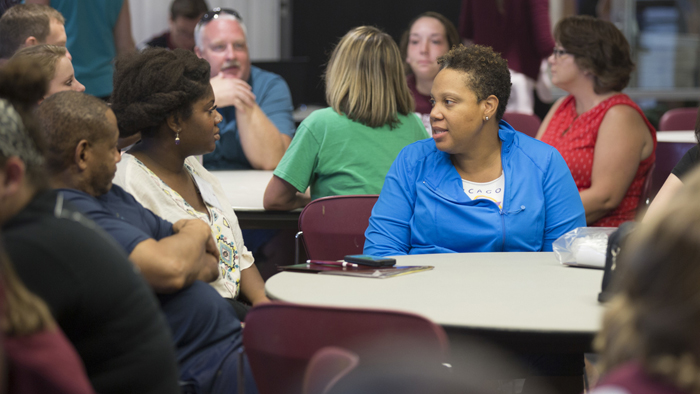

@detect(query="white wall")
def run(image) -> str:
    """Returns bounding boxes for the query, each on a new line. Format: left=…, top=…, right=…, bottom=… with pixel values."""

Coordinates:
left=549, top=0, right=563, bottom=32
left=130, top=0, right=280, bottom=60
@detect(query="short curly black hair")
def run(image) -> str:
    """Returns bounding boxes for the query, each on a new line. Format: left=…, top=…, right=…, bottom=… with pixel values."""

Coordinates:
left=110, top=48, right=211, bottom=138
left=437, top=44, right=511, bottom=121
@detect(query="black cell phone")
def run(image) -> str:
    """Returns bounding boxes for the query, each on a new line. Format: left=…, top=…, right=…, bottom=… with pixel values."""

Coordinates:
left=344, top=254, right=396, bottom=267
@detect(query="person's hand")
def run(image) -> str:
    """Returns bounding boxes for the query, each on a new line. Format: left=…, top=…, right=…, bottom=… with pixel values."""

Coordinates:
left=171, top=219, right=190, bottom=234
left=172, top=219, right=220, bottom=260
left=204, top=232, right=219, bottom=260
left=210, top=73, right=256, bottom=111
left=199, top=252, right=220, bottom=283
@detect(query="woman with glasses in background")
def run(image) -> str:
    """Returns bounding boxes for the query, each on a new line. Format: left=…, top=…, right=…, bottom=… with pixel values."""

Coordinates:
left=536, top=16, right=656, bottom=227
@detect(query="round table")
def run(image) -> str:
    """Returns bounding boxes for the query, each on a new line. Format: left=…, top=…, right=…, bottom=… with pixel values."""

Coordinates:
left=267, top=252, right=605, bottom=353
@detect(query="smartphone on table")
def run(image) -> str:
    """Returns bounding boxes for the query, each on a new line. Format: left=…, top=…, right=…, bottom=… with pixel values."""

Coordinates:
left=344, top=254, right=396, bottom=267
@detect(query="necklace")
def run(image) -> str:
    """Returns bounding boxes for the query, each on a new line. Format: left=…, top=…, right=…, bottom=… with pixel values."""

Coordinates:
left=561, top=114, right=580, bottom=136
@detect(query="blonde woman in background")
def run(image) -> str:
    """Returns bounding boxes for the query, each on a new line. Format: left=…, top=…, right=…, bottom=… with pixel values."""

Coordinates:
left=264, top=26, right=427, bottom=210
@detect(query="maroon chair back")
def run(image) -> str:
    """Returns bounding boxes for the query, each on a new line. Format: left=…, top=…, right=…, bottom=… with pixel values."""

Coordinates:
left=650, top=142, right=695, bottom=199
left=658, top=107, right=698, bottom=131
left=243, top=302, right=450, bottom=394
left=303, top=347, right=359, bottom=394
left=298, top=195, right=379, bottom=261
left=502, top=113, right=541, bottom=138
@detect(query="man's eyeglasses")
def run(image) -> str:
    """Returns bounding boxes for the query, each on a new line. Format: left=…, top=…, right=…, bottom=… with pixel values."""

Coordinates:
left=552, top=47, right=569, bottom=58
left=201, top=8, right=243, bottom=23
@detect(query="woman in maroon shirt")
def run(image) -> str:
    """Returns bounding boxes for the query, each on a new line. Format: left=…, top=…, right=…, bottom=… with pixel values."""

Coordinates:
left=399, top=12, right=459, bottom=132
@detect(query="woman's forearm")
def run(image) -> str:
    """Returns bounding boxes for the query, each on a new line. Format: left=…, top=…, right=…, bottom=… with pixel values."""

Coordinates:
left=579, top=188, right=621, bottom=224
left=263, top=175, right=309, bottom=211
left=240, top=265, right=270, bottom=305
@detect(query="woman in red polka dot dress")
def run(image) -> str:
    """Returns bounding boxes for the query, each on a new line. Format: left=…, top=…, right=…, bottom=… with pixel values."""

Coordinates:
left=537, top=16, right=656, bottom=227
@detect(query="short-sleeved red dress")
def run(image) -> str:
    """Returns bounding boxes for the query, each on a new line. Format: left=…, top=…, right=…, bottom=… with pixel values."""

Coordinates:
left=540, top=94, right=656, bottom=227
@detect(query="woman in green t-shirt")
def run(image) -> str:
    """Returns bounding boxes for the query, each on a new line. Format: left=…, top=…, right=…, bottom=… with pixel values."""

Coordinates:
left=263, top=25, right=428, bottom=210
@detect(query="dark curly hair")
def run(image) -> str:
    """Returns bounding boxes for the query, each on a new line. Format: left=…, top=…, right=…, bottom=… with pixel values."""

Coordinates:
left=437, top=44, right=511, bottom=121
left=554, top=15, right=634, bottom=94
left=110, top=48, right=211, bottom=138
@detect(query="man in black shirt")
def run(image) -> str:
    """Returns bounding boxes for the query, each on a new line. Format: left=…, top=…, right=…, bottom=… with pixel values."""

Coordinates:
left=0, top=79, right=180, bottom=392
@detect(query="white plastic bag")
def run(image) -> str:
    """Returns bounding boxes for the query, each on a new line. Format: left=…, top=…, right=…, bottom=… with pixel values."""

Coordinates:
left=552, top=227, right=617, bottom=268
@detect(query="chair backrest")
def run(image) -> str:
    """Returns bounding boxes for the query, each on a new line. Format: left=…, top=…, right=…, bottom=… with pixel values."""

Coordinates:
left=303, top=347, right=359, bottom=394
left=244, top=302, right=449, bottom=394
left=650, top=142, right=695, bottom=199
left=298, top=195, right=379, bottom=261
left=658, top=107, right=698, bottom=131
left=502, top=112, right=542, bottom=138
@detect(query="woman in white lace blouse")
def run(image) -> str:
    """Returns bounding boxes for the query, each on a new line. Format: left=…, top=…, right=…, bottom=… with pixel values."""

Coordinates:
left=110, top=48, right=269, bottom=318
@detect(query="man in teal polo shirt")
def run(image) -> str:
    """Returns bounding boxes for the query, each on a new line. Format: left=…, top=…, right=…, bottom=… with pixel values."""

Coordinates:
left=194, top=8, right=295, bottom=170
left=26, top=0, right=136, bottom=99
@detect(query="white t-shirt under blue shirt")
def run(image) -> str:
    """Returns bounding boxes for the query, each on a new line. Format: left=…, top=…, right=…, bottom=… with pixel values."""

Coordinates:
left=462, top=173, right=505, bottom=209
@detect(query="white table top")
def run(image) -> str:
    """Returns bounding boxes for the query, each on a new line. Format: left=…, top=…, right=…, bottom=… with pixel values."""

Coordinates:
left=266, top=252, right=605, bottom=334
left=656, top=130, right=696, bottom=143
left=212, top=170, right=274, bottom=211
